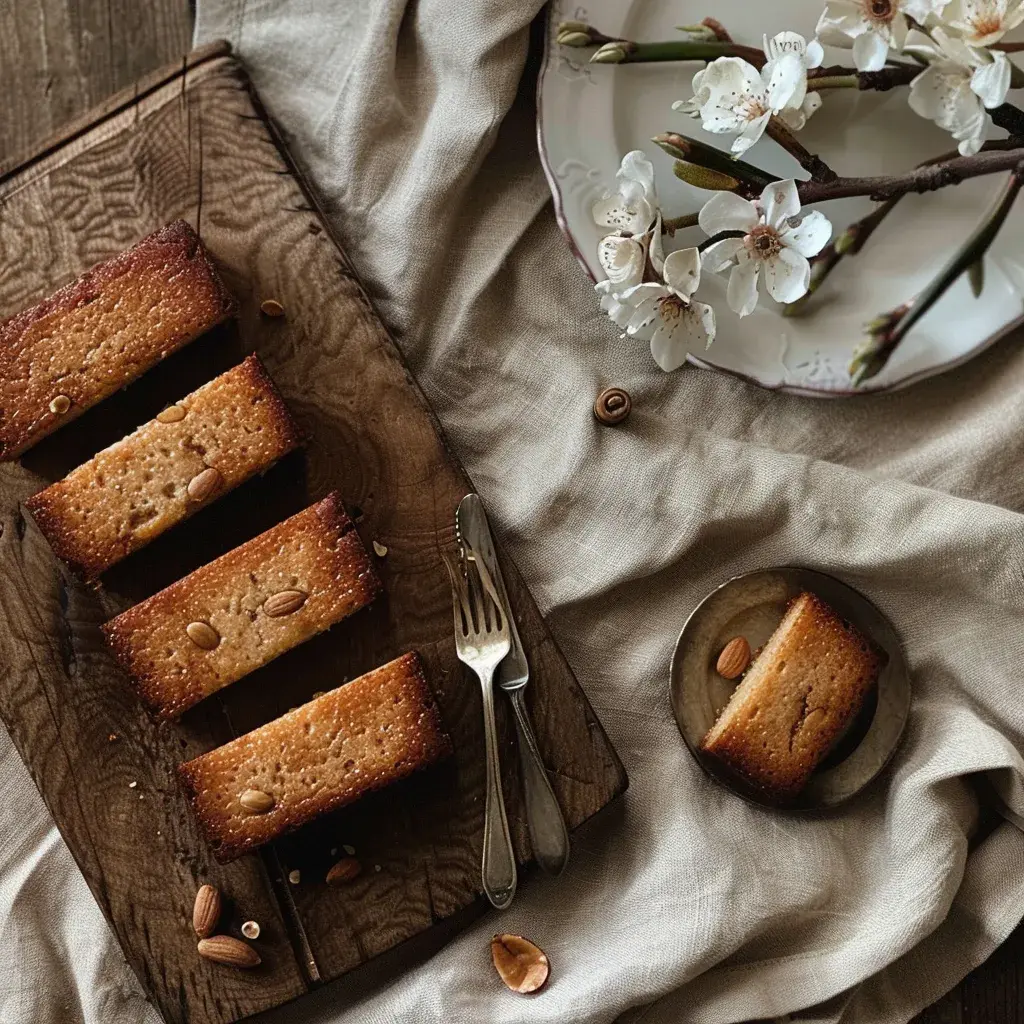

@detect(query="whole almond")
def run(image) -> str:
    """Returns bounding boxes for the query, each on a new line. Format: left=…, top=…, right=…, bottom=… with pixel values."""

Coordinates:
left=186, top=621, right=220, bottom=651
left=240, top=789, right=275, bottom=814
left=491, top=934, right=550, bottom=994
left=192, top=884, right=221, bottom=938
left=263, top=589, right=308, bottom=618
left=187, top=467, right=222, bottom=503
left=716, top=636, right=751, bottom=680
left=156, top=404, right=187, bottom=424
left=49, top=394, right=72, bottom=415
left=197, top=935, right=261, bottom=969
left=326, top=857, right=362, bottom=885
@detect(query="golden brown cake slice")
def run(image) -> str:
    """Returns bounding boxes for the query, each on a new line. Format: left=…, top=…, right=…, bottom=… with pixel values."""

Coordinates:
left=700, top=592, right=881, bottom=802
left=101, top=493, right=381, bottom=720
left=178, top=652, right=453, bottom=862
left=0, top=220, right=237, bottom=460
left=25, top=355, right=302, bottom=580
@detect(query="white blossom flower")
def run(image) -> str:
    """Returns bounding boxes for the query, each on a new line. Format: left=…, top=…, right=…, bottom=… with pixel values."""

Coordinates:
left=905, top=27, right=1011, bottom=154
left=602, top=248, right=717, bottom=371
left=672, top=33, right=823, bottom=155
left=943, top=0, right=1024, bottom=46
left=817, top=0, right=951, bottom=72
left=764, top=31, right=825, bottom=113
left=592, top=150, right=659, bottom=236
left=699, top=180, right=833, bottom=316
left=596, top=233, right=646, bottom=292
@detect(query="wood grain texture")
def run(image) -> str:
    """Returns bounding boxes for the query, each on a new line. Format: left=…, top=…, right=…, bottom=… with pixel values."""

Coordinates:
left=0, top=46, right=626, bottom=1024
left=0, top=0, right=192, bottom=167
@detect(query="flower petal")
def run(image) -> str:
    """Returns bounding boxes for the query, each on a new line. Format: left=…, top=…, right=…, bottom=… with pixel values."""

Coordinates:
left=764, top=247, right=811, bottom=304
left=593, top=194, right=656, bottom=236
left=699, top=191, right=760, bottom=236
left=762, top=180, right=801, bottom=229
left=972, top=55, right=1011, bottom=109
left=649, top=302, right=716, bottom=371
left=781, top=209, right=833, bottom=258
left=727, top=260, right=761, bottom=317
left=662, top=247, right=702, bottom=299
left=617, top=150, right=656, bottom=199
left=620, top=286, right=664, bottom=340
left=852, top=29, right=889, bottom=72
left=766, top=52, right=807, bottom=113
left=903, top=28, right=941, bottom=62
left=903, top=0, right=952, bottom=21
left=816, top=3, right=869, bottom=45
left=701, top=236, right=746, bottom=274
left=732, top=112, right=772, bottom=154
left=597, top=234, right=646, bottom=289
left=648, top=215, right=666, bottom=275
left=804, top=39, right=825, bottom=69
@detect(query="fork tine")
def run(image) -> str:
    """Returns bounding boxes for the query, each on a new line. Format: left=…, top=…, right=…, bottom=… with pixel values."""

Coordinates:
left=464, top=544, right=507, bottom=637
left=471, top=547, right=506, bottom=633
left=441, top=549, right=472, bottom=638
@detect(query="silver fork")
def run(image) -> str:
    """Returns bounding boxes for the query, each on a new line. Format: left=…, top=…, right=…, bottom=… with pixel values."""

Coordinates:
left=443, top=547, right=517, bottom=910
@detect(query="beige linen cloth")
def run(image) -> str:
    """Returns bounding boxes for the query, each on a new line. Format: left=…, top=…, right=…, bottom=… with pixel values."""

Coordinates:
left=6, top=2, right=1024, bottom=1023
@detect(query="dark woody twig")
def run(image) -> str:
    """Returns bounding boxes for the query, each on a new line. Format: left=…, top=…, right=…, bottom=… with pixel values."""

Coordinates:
left=849, top=163, right=1024, bottom=384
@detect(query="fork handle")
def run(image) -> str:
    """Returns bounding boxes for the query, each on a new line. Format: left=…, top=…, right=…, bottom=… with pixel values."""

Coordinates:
left=479, top=666, right=517, bottom=909
left=509, top=688, right=570, bottom=876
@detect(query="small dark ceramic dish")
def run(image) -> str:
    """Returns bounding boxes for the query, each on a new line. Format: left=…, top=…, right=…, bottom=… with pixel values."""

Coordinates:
left=670, top=567, right=910, bottom=811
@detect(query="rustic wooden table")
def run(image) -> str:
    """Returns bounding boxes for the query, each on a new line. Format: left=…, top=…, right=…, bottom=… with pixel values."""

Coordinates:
left=0, top=3, right=1020, bottom=1023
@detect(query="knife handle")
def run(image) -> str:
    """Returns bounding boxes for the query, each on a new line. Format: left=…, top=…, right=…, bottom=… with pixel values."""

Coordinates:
left=509, top=689, right=570, bottom=876
left=480, top=667, right=517, bottom=909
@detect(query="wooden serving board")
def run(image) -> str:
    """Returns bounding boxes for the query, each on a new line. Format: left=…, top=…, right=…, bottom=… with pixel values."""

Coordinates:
left=0, top=43, right=627, bottom=1024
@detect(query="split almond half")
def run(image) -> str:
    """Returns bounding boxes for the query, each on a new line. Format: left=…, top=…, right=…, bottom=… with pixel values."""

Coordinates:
left=491, top=934, right=550, bottom=994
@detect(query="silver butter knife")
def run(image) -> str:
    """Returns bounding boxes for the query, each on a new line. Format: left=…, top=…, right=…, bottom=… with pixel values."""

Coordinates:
left=457, top=494, right=570, bottom=876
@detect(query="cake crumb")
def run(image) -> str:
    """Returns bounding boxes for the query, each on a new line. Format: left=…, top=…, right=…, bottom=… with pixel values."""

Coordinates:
left=128, top=781, right=137, bottom=789
left=343, top=844, right=356, bottom=856
left=288, top=869, right=301, bottom=885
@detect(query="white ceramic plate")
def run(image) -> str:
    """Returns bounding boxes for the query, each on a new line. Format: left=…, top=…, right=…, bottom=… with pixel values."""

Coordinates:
left=537, top=0, right=1024, bottom=396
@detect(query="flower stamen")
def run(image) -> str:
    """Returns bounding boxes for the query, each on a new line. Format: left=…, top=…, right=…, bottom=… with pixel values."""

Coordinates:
left=746, top=224, right=783, bottom=261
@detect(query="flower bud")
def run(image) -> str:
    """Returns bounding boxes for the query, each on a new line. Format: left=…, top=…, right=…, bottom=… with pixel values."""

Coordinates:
left=673, top=161, right=741, bottom=192
left=591, top=42, right=628, bottom=64
left=652, top=133, right=691, bottom=160
left=557, top=30, right=593, bottom=46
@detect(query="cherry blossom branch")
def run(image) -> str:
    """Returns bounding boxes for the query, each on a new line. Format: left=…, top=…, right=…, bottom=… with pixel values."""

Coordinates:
left=555, top=20, right=766, bottom=66
left=785, top=140, right=1024, bottom=316
left=661, top=213, right=700, bottom=233
left=589, top=38, right=766, bottom=66
left=698, top=18, right=733, bottom=43
left=797, top=146, right=1024, bottom=203
left=554, top=21, right=620, bottom=47
left=849, top=163, right=1024, bottom=385
left=765, top=118, right=838, bottom=183
left=653, top=132, right=779, bottom=199
left=697, top=230, right=746, bottom=253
